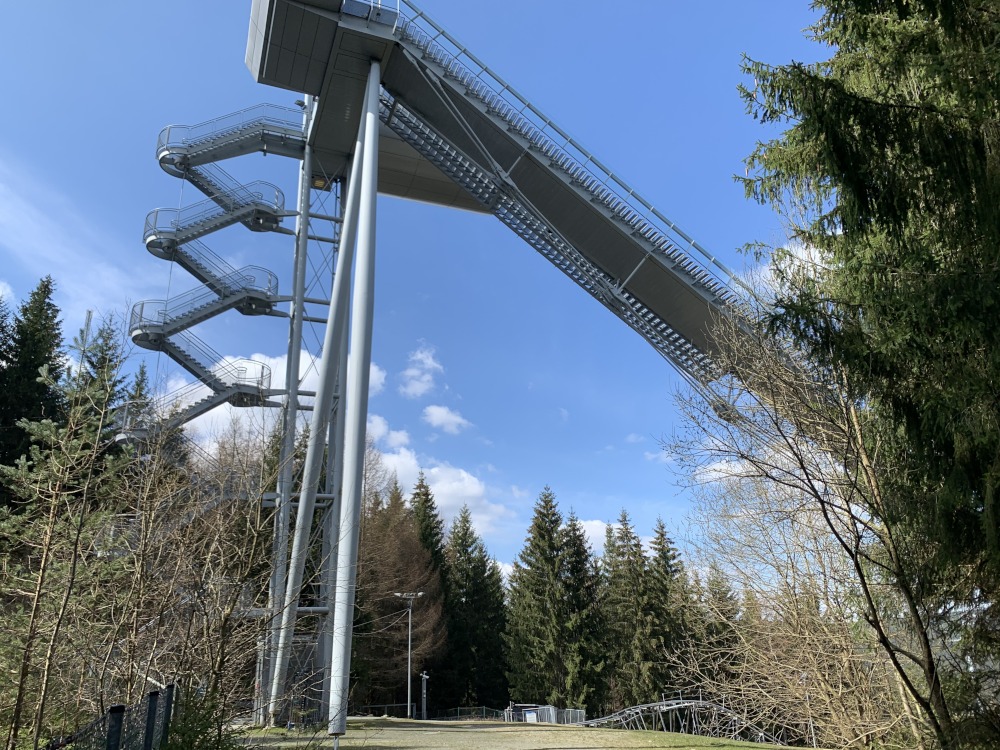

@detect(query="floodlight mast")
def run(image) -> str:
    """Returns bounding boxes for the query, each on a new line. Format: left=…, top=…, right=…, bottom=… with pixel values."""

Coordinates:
left=393, top=591, right=424, bottom=719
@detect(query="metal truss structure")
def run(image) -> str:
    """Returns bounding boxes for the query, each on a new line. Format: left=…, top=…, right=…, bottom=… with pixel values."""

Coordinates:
left=133, top=0, right=749, bottom=737
left=581, top=698, right=786, bottom=745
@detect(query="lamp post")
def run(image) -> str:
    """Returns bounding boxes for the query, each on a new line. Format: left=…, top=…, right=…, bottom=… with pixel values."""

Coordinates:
left=393, top=592, right=423, bottom=718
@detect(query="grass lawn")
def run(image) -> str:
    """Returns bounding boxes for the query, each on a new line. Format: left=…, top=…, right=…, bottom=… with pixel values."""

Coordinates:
left=241, top=717, right=790, bottom=749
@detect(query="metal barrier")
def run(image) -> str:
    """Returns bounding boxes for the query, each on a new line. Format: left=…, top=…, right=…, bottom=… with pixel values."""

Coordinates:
left=64, top=686, right=174, bottom=750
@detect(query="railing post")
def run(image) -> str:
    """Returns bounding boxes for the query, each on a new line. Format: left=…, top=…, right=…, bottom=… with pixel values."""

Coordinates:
left=105, top=705, right=126, bottom=750
left=142, top=691, right=160, bottom=750
left=161, top=685, right=175, bottom=748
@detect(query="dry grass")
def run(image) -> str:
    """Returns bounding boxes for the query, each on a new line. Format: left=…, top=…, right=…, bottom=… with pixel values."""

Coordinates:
left=243, top=717, right=789, bottom=750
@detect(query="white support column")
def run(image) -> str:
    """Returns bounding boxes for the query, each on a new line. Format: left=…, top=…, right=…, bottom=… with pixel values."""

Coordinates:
left=319, top=305, right=350, bottom=716
left=328, top=59, right=381, bottom=737
left=268, top=84, right=369, bottom=719
left=263, top=95, right=313, bottom=725
left=318, top=184, right=350, bottom=718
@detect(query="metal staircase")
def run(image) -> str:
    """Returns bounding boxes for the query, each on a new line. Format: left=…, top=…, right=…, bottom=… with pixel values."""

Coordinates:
left=132, top=107, right=308, bottom=427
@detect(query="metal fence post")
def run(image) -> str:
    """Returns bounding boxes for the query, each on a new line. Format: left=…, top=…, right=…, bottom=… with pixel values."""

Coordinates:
left=161, top=684, right=175, bottom=748
left=142, top=691, right=160, bottom=750
left=106, top=706, right=126, bottom=750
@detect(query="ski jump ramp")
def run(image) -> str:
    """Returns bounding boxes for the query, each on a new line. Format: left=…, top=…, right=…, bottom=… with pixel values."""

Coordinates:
left=246, top=0, right=742, bottom=385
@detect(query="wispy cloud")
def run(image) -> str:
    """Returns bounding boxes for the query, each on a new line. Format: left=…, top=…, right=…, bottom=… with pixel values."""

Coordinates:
left=0, top=153, right=161, bottom=325
left=398, top=345, right=443, bottom=398
left=625, top=432, right=645, bottom=444
left=423, top=404, right=471, bottom=435
left=644, top=450, right=674, bottom=465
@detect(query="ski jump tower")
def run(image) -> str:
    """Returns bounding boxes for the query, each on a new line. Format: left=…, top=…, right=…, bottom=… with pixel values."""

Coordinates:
left=134, top=0, right=743, bottom=735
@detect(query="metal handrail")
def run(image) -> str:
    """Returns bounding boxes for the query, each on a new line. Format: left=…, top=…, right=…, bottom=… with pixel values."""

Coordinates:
left=392, top=2, right=743, bottom=299
left=157, top=103, right=304, bottom=155
left=129, top=266, right=278, bottom=333
left=169, top=329, right=272, bottom=390
left=175, top=238, right=239, bottom=282
left=143, top=182, right=284, bottom=242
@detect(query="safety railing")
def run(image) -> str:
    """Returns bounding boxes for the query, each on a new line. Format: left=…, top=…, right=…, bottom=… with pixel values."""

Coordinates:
left=65, top=686, right=173, bottom=750
left=143, top=181, right=284, bottom=243
left=172, top=238, right=240, bottom=283
left=129, top=267, right=278, bottom=331
left=169, top=329, right=272, bottom=391
left=157, top=103, right=304, bottom=156
left=392, top=1, right=743, bottom=302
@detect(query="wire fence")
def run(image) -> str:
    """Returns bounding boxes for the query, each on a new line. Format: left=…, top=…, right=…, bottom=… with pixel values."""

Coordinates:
left=63, top=685, right=174, bottom=750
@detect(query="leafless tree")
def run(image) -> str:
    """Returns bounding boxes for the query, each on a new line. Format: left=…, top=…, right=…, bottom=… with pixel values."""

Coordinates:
left=669, top=284, right=969, bottom=748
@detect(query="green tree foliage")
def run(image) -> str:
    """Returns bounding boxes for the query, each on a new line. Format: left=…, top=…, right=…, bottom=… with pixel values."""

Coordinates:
left=505, top=487, right=565, bottom=706
left=410, top=472, right=447, bottom=579
left=646, top=518, right=691, bottom=694
left=0, top=278, right=65, bottom=491
left=742, top=0, right=1000, bottom=586
left=558, top=512, right=604, bottom=715
left=505, top=488, right=603, bottom=714
left=440, top=505, right=508, bottom=709
left=742, top=3, right=1000, bottom=745
left=600, top=510, right=654, bottom=712
left=0, top=321, right=127, bottom=750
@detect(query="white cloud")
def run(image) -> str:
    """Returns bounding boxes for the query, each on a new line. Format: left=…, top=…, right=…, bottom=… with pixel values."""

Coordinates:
left=424, top=463, right=511, bottom=533
left=644, top=450, right=674, bottom=465
left=558, top=407, right=569, bottom=422
left=398, top=345, right=443, bottom=398
left=0, top=279, right=14, bottom=304
left=369, top=363, right=386, bottom=395
left=367, top=413, right=409, bottom=449
left=497, top=561, right=515, bottom=583
left=0, top=154, right=162, bottom=324
left=580, top=519, right=610, bottom=552
left=422, top=404, right=471, bottom=435
left=510, top=485, right=529, bottom=500
left=625, top=433, right=645, bottom=444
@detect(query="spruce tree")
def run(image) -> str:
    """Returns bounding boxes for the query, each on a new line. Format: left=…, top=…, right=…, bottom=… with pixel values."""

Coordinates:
left=505, top=486, right=564, bottom=705
left=647, top=518, right=689, bottom=695
left=441, top=505, right=508, bottom=708
left=0, top=294, right=12, bottom=373
left=1, top=320, right=127, bottom=748
left=601, top=510, right=654, bottom=711
left=410, top=472, right=447, bottom=578
left=0, top=278, right=64, bottom=505
left=559, top=512, right=604, bottom=715
left=742, top=0, right=1000, bottom=615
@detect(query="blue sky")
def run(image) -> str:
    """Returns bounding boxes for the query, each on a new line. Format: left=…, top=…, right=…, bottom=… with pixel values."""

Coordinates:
left=0, top=1, right=822, bottom=566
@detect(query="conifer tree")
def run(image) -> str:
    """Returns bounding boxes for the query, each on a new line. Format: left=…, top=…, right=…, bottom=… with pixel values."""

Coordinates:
left=0, top=277, right=64, bottom=480
left=505, top=486, right=564, bottom=705
left=441, top=505, right=508, bottom=708
left=506, top=489, right=606, bottom=715
left=410, top=472, right=447, bottom=578
left=353, top=475, right=445, bottom=709
left=1, top=320, right=127, bottom=749
left=646, top=518, right=690, bottom=694
left=0, top=294, right=12, bottom=373
left=601, top=510, right=654, bottom=711
left=559, top=512, right=605, bottom=715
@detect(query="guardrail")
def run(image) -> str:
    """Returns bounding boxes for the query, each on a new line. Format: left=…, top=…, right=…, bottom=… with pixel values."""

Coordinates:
left=63, top=685, right=173, bottom=750
left=392, top=1, right=743, bottom=300
left=157, top=103, right=304, bottom=155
